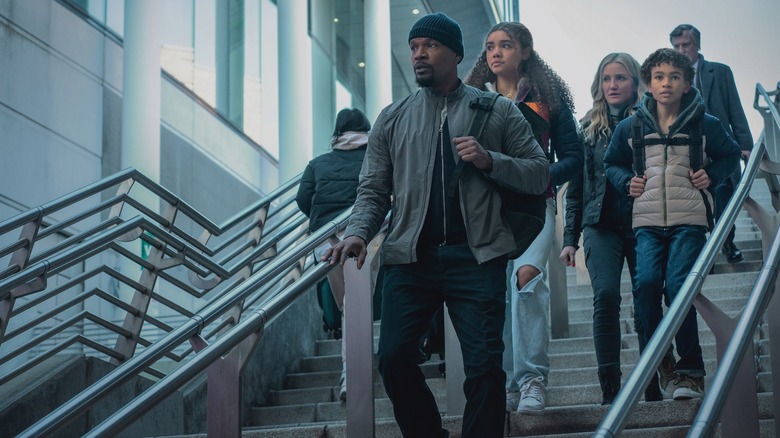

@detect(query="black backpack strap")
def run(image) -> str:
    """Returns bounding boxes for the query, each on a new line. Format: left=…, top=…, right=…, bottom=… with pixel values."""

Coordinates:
left=663, top=119, right=703, bottom=169
left=467, top=92, right=500, bottom=138
left=631, top=116, right=646, bottom=176
left=688, top=118, right=703, bottom=171
left=448, top=91, right=500, bottom=199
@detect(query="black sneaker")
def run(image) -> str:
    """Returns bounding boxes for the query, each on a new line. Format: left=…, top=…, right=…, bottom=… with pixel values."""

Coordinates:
left=644, top=374, right=664, bottom=402
left=722, top=241, right=743, bottom=263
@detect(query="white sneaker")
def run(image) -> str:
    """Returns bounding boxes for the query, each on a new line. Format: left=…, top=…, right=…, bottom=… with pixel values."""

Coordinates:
left=517, top=376, right=546, bottom=415
left=339, top=369, right=347, bottom=402
left=506, top=391, right=520, bottom=412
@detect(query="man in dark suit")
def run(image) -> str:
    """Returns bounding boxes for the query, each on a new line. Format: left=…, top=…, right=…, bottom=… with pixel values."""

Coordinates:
left=670, top=24, right=754, bottom=263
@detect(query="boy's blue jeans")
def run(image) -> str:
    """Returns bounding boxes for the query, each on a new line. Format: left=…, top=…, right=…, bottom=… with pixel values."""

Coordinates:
left=634, top=225, right=706, bottom=377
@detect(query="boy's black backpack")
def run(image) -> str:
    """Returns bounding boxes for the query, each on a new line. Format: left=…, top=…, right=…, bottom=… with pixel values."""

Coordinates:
left=630, top=115, right=703, bottom=175
left=450, top=91, right=547, bottom=259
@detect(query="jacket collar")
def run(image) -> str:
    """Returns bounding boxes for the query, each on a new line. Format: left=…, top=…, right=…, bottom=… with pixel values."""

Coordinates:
left=636, top=86, right=704, bottom=137
left=421, top=79, right=467, bottom=102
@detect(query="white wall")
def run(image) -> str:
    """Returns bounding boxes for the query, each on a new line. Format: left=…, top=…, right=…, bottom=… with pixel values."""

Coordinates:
left=0, top=1, right=104, bottom=212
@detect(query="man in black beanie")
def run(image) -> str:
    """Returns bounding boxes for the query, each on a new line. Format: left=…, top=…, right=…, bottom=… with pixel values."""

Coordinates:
left=324, top=12, right=548, bottom=437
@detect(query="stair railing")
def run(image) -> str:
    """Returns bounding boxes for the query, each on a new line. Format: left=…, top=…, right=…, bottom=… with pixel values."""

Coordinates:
left=19, top=210, right=354, bottom=437
left=594, top=81, right=780, bottom=437
left=0, top=167, right=325, bottom=434
left=687, top=81, right=780, bottom=438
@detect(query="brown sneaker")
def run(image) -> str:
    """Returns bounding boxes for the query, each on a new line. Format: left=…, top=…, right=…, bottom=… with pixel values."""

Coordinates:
left=670, top=374, right=705, bottom=400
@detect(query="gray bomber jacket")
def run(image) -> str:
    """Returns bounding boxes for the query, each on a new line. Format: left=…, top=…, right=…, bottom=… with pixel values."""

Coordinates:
left=345, top=81, right=549, bottom=265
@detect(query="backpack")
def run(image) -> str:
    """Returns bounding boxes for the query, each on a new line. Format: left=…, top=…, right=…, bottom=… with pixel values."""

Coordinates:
left=450, top=91, right=547, bottom=259
left=630, top=115, right=703, bottom=175
left=630, top=115, right=714, bottom=229
left=316, top=278, right=342, bottom=339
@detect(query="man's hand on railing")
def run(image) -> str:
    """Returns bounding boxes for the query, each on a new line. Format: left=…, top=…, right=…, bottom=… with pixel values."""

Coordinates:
left=322, top=235, right=368, bottom=269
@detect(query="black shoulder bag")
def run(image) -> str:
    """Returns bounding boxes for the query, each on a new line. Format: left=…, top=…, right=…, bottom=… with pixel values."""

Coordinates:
left=450, top=92, right=547, bottom=259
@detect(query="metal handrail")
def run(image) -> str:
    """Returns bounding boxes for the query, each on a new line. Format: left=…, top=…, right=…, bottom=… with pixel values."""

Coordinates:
left=594, top=82, right=780, bottom=437
left=15, top=209, right=351, bottom=437
left=686, top=83, right=780, bottom=437
left=0, top=164, right=326, bottom=436
left=689, top=196, right=780, bottom=436
left=0, top=168, right=301, bottom=266
left=85, top=259, right=333, bottom=437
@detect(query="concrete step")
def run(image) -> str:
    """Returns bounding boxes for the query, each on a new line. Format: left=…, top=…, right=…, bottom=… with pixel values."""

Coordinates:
left=566, top=280, right=755, bottom=312
left=231, top=393, right=776, bottom=438
left=248, top=390, right=447, bottom=426
left=520, top=419, right=776, bottom=438
left=290, top=323, right=767, bottom=379
left=284, top=361, right=443, bottom=390
left=241, top=205, right=771, bottom=436
left=507, top=392, right=775, bottom=437
left=565, top=268, right=760, bottom=299
left=567, top=306, right=758, bottom=339
left=565, top=294, right=752, bottom=323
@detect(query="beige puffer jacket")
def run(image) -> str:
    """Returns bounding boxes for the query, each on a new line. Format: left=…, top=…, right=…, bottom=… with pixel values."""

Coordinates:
left=630, top=131, right=713, bottom=228
left=604, top=88, right=740, bottom=230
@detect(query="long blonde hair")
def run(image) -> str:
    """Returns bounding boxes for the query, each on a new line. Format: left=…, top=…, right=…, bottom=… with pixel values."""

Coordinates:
left=581, top=52, right=645, bottom=143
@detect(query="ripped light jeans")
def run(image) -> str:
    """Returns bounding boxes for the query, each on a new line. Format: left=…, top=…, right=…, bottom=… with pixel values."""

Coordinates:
left=503, top=198, right=555, bottom=391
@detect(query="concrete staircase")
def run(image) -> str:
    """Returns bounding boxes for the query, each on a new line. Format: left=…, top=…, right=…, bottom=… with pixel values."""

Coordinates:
left=234, top=200, right=775, bottom=436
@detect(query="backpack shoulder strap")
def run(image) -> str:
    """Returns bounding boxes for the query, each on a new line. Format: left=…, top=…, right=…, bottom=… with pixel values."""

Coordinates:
left=467, top=91, right=500, bottom=139
left=631, top=116, right=646, bottom=176
left=665, top=118, right=703, bottom=169
left=688, top=117, right=703, bottom=171
left=449, top=91, right=499, bottom=199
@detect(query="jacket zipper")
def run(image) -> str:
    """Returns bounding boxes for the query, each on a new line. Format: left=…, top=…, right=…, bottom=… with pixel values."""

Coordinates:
left=663, top=144, right=668, bottom=226
left=440, top=97, right=448, bottom=246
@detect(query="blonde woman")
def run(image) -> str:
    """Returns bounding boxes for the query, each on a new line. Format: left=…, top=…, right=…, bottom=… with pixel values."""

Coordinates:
left=559, top=53, right=666, bottom=404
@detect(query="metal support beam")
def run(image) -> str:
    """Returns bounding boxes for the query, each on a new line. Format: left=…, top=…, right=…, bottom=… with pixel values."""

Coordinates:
left=344, top=259, right=375, bottom=437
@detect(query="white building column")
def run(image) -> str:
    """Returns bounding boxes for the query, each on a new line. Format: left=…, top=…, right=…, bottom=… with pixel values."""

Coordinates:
left=278, top=0, right=313, bottom=183
left=121, top=0, right=161, bottom=184
left=216, top=0, right=245, bottom=127
left=310, top=0, right=336, bottom=159
left=364, top=0, right=393, bottom=123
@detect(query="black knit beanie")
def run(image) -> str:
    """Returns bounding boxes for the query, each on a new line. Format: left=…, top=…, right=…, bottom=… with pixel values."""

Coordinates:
left=408, top=12, right=464, bottom=62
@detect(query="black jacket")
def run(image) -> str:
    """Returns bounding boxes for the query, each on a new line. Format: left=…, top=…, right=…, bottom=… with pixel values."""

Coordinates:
left=563, top=121, right=632, bottom=249
left=296, top=146, right=367, bottom=231
left=697, top=56, right=753, bottom=151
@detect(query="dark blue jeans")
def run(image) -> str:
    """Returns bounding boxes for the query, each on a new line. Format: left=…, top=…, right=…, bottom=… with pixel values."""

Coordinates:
left=583, top=225, right=646, bottom=368
left=378, top=243, right=507, bottom=438
left=634, top=225, right=706, bottom=376
left=713, top=169, right=739, bottom=244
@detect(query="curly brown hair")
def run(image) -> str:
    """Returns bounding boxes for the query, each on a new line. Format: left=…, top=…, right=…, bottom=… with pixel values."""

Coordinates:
left=464, top=22, right=575, bottom=114
left=640, top=48, right=694, bottom=85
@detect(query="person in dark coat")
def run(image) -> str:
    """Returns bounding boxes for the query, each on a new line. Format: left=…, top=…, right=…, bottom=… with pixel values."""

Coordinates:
left=670, top=24, right=754, bottom=263
left=295, top=107, right=370, bottom=402
left=296, top=108, right=370, bottom=232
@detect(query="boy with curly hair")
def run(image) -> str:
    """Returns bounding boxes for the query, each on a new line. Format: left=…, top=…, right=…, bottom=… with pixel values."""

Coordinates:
left=604, top=48, right=740, bottom=399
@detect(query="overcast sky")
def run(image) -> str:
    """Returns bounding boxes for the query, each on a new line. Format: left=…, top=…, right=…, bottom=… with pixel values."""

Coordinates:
left=519, top=0, right=780, bottom=142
